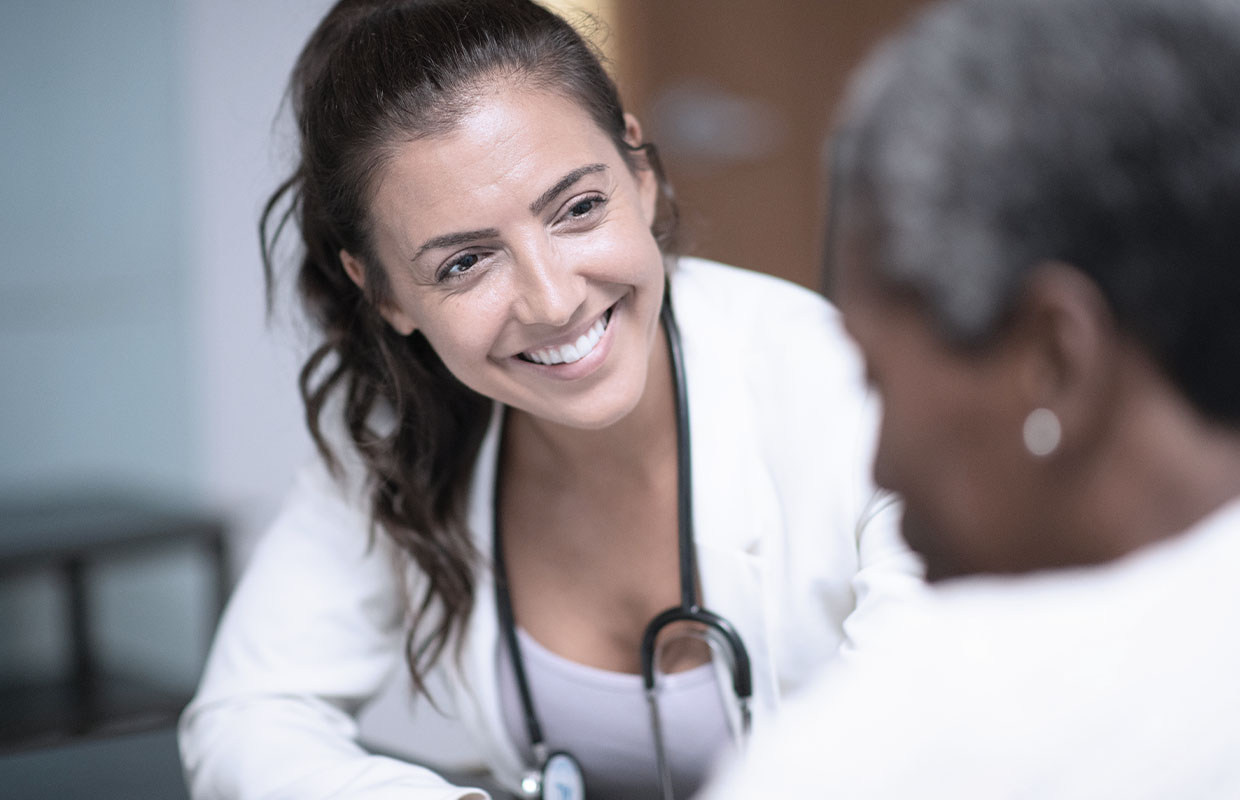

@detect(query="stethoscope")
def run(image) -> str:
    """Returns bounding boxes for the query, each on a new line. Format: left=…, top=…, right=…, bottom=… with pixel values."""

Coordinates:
left=493, top=295, right=753, bottom=800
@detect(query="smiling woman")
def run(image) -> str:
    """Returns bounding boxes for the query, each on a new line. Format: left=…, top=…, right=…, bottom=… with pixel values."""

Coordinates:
left=343, top=89, right=666, bottom=431
left=177, top=2, right=924, bottom=799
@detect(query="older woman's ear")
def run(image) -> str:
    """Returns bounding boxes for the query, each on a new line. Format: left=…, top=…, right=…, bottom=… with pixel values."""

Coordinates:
left=1012, top=261, right=1123, bottom=457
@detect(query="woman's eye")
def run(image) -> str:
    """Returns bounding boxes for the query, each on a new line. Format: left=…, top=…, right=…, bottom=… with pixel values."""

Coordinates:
left=565, top=195, right=605, bottom=220
left=439, top=252, right=480, bottom=281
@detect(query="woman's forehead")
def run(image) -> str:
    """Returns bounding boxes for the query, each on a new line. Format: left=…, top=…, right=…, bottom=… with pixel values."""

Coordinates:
left=381, top=89, right=616, bottom=191
left=364, top=87, right=626, bottom=255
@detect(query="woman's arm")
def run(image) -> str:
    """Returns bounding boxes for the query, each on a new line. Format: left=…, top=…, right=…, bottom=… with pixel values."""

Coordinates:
left=841, top=484, right=926, bottom=654
left=838, top=389, right=927, bottom=656
left=178, top=463, right=488, bottom=800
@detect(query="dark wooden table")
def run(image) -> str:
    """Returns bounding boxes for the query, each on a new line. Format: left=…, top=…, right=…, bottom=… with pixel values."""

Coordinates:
left=0, top=492, right=227, bottom=752
left=0, top=724, right=190, bottom=799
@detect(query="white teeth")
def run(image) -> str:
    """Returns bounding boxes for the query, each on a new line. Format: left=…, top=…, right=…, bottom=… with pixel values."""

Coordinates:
left=522, top=312, right=609, bottom=365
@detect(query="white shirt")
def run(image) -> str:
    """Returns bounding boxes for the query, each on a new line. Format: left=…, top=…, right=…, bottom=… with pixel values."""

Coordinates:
left=179, top=258, right=925, bottom=799
left=697, top=497, right=1240, bottom=800
left=497, top=628, right=732, bottom=800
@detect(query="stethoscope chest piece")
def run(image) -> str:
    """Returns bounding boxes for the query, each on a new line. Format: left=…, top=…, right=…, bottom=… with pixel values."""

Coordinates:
left=521, top=751, right=585, bottom=800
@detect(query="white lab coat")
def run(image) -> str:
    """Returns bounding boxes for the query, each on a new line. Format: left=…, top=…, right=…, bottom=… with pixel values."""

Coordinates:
left=697, top=495, right=1240, bottom=800
left=179, top=258, right=924, bottom=799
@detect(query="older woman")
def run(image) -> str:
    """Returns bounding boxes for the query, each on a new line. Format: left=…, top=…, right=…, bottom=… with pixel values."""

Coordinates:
left=700, top=0, right=1240, bottom=796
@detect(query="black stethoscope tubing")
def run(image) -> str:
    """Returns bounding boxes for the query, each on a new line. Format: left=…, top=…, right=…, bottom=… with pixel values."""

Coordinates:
left=493, top=292, right=752, bottom=799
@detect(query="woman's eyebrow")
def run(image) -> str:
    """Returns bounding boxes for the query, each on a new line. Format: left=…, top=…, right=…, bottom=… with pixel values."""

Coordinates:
left=413, top=228, right=501, bottom=262
left=529, top=163, right=608, bottom=214
left=410, top=163, right=609, bottom=262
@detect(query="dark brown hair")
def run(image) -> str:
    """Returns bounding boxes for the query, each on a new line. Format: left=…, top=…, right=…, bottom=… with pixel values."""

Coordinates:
left=261, top=0, right=679, bottom=696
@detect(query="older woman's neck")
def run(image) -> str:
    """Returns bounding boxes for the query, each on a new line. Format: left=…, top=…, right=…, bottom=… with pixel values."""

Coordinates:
left=1059, top=366, right=1240, bottom=564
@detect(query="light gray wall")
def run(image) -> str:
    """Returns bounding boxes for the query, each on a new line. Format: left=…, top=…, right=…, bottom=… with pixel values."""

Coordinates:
left=0, top=0, right=477, bottom=768
left=0, top=2, right=193, bottom=494
left=181, top=0, right=320, bottom=561
left=0, top=0, right=201, bottom=685
left=0, top=0, right=317, bottom=690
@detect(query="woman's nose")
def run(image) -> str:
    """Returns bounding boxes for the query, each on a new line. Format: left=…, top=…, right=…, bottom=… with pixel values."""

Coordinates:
left=510, top=241, right=586, bottom=327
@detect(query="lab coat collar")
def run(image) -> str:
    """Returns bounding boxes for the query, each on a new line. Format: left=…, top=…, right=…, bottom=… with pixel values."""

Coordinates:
left=458, top=402, right=525, bottom=787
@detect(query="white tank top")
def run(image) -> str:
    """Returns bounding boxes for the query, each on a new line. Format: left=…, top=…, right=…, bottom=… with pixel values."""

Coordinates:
left=497, top=628, right=734, bottom=799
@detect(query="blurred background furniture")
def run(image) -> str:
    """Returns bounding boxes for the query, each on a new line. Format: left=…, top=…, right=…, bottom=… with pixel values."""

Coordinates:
left=0, top=493, right=227, bottom=752
left=0, top=726, right=190, bottom=800
left=606, top=0, right=930, bottom=292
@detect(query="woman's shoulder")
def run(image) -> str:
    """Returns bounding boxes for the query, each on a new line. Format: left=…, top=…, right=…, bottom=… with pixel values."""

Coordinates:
left=671, top=256, right=861, bottom=381
left=226, top=453, right=425, bottom=618
left=251, top=452, right=384, bottom=567
left=672, top=256, right=833, bottom=320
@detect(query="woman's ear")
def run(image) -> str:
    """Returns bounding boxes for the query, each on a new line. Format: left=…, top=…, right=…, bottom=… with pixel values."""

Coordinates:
left=340, top=248, right=368, bottom=291
left=623, top=112, right=659, bottom=227
left=339, top=249, right=418, bottom=336
left=623, top=112, right=644, bottom=150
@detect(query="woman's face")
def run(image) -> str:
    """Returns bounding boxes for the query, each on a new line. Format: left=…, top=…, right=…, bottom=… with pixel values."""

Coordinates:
left=837, top=241, right=1052, bottom=581
left=351, top=85, right=664, bottom=430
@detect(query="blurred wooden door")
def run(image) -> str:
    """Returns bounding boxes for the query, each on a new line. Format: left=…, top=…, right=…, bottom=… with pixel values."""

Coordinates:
left=613, top=1, right=928, bottom=290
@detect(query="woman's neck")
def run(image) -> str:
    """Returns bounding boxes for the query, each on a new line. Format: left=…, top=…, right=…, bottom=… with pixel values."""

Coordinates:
left=504, top=321, right=679, bottom=489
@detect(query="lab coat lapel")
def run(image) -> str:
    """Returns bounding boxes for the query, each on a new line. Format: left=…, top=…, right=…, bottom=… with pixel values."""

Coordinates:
left=456, top=404, right=528, bottom=789
left=670, top=263, right=783, bottom=721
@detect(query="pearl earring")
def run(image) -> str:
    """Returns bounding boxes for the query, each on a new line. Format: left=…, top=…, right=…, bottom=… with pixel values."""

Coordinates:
left=1022, top=408, right=1062, bottom=457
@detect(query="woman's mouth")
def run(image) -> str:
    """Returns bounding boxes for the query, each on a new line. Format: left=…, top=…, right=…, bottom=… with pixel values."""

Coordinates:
left=518, top=308, right=613, bottom=365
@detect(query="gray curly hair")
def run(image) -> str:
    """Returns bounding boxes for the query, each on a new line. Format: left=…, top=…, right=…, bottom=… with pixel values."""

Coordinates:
left=833, top=0, right=1240, bottom=424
